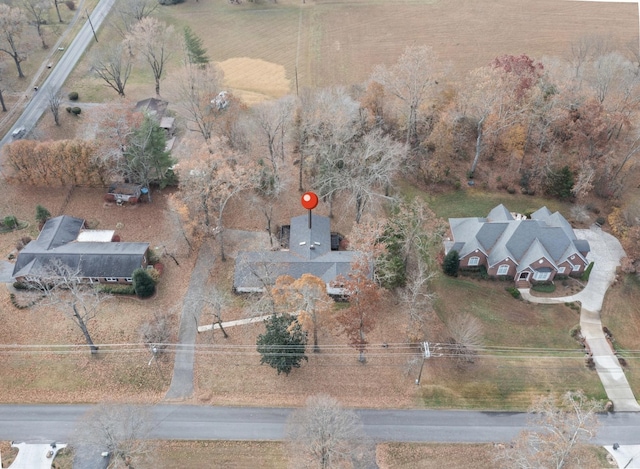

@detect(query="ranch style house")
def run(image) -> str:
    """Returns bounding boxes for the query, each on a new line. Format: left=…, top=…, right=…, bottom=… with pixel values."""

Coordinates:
left=12, top=215, right=150, bottom=285
left=445, top=205, right=590, bottom=287
left=234, top=212, right=359, bottom=295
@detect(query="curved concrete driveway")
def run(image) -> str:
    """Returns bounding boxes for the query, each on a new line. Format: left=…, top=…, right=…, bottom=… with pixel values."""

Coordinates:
left=521, top=226, right=640, bottom=411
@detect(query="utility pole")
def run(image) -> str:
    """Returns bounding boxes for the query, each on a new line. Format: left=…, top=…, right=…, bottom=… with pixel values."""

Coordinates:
left=86, top=9, right=98, bottom=43
left=415, top=341, right=430, bottom=385
left=148, top=345, right=165, bottom=382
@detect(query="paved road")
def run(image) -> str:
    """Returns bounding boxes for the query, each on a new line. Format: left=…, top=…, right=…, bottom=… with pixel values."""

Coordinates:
left=1, top=404, right=639, bottom=445
left=0, top=0, right=116, bottom=150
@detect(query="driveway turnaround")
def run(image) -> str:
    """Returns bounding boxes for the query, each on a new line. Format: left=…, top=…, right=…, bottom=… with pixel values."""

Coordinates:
left=7, top=442, right=66, bottom=469
left=605, top=444, right=640, bottom=469
left=520, top=225, right=640, bottom=411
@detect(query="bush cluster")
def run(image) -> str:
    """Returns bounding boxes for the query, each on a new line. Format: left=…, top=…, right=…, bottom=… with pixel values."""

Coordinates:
left=581, top=262, right=595, bottom=282
left=505, top=286, right=521, bottom=299
left=97, top=284, right=136, bottom=295
left=133, top=268, right=156, bottom=298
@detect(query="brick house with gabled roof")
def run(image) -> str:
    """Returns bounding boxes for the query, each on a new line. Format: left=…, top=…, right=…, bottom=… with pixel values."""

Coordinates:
left=12, top=215, right=150, bottom=284
left=444, top=205, right=590, bottom=287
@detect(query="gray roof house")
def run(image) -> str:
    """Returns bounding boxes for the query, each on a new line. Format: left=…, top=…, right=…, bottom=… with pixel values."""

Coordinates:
left=445, top=205, right=590, bottom=286
left=12, top=216, right=149, bottom=284
left=234, top=213, right=359, bottom=294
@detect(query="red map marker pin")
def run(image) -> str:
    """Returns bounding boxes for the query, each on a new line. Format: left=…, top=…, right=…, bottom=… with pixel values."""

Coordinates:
left=301, top=192, right=319, bottom=210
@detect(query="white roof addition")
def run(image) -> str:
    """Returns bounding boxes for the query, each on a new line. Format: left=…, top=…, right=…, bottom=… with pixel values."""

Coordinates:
left=76, top=230, right=115, bottom=242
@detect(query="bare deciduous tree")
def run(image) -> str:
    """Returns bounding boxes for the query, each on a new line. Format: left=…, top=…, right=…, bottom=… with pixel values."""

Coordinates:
left=139, top=312, right=172, bottom=353
left=0, top=4, right=28, bottom=78
left=198, top=287, right=231, bottom=339
left=53, top=0, right=63, bottom=23
left=286, top=394, right=376, bottom=469
left=115, top=0, right=158, bottom=34
left=398, top=258, right=436, bottom=339
left=91, top=101, right=143, bottom=166
left=496, top=391, right=602, bottom=469
left=21, top=0, right=49, bottom=49
left=32, top=260, right=112, bottom=355
left=75, top=403, right=157, bottom=469
left=250, top=96, right=295, bottom=190
left=126, top=17, right=174, bottom=96
left=47, top=88, right=61, bottom=125
left=568, top=34, right=612, bottom=81
left=91, top=42, right=133, bottom=97
left=0, top=62, right=10, bottom=112
left=372, top=45, right=439, bottom=148
left=175, top=141, right=257, bottom=261
left=460, top=65, right=532, bottom=177
left=445, top=312, right=483, bottom=366
left=342, top=129, right=405, bottom=223
left=296, top=87, right=361, bottom=196
left=170, top=63, right=223, bottom=141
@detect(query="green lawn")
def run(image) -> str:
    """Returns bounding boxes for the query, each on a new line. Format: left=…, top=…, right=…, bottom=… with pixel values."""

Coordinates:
left=414, top=185, right=571, bottom=219
left=601, top=274, right=640, bottom=394
left=424, top=275, right=606, bottom=409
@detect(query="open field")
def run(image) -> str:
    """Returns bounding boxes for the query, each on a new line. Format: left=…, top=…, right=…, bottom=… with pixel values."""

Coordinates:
left=164, top=0, right=638, bottom=92
left=60, top=0, right=639, bottom=106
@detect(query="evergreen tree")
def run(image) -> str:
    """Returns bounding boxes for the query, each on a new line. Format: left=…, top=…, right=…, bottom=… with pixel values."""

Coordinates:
left=442, top=249, right=459, bottom=277
left=183, top=26, right=209, bottom=66
left=257, top=313, right=307, bottom=375
left=544, top=165, right=574, bottom=200
left=133, top=268, right=156, bottom=298
left=35, top=205, right=51, bottom=229
left=120, top=115, right=176, bottom=201
left=376, top=221, right=407, bottom=289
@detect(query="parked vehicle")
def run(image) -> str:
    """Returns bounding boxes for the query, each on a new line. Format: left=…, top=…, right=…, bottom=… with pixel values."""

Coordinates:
left=11, top=127, right=26, bottom=140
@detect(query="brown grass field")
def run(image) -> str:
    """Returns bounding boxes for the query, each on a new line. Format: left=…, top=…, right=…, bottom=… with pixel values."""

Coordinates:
left=54, top=0, right=639, bottom=106
left=154, top=0, right=637, bottom=100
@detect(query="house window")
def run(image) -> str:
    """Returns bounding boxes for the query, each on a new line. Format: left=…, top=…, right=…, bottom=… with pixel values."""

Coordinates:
left=105, top=277, right=118, bottom=283
left=533, top=271, right=551, bottom=281
left=572, top=264, right=581, bottom=271
left=124, top=277, right=132, bottom=283
left=468, top=256, right=480, bottom=266
left=558, top=267, right=566, bottom=274
left=497, top=265, right=509, bottom=276
left=518, top=272, right=529, bottom=280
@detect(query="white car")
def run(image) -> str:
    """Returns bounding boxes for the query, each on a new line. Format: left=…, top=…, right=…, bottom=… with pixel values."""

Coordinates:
left=11, top=127, right=26, bottom=140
